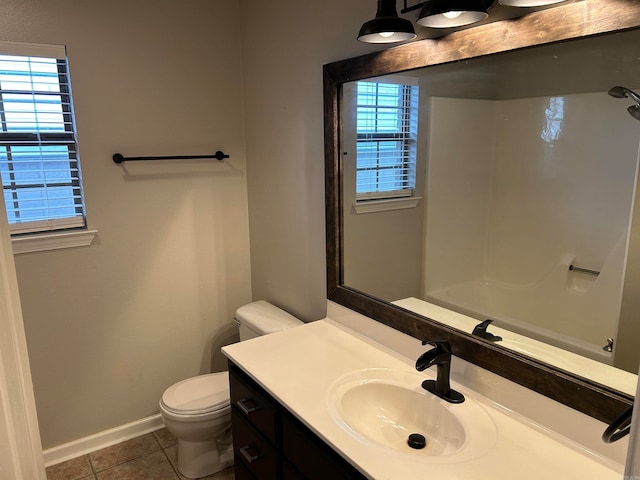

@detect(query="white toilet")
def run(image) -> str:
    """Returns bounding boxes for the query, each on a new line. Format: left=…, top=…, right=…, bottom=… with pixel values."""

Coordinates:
left=159, top=301, right=303, bottom=479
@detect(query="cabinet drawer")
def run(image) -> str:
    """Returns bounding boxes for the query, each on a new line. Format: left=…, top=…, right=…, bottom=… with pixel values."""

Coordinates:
left=232, top=409, right=278, bottom=479
left=229, top=365, right=278, bottom=443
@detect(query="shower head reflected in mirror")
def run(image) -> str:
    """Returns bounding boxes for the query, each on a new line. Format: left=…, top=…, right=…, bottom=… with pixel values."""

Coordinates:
left=608, top=86, right=640, bottom=121
left=628, top=105, right=640, bottom=121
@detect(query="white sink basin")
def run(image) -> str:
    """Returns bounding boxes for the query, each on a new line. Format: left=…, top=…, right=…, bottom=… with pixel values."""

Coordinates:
left=327, top=368, right=497, bottom=463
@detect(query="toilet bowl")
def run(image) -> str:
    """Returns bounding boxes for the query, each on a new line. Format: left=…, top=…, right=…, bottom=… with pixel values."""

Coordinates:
left=159, top=372, right=232, bottom=478
left=159, top=301, right=303, bottom=479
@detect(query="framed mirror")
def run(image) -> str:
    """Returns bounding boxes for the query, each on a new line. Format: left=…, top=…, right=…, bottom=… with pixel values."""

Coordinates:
left=324, top=0, right=640, bottom=422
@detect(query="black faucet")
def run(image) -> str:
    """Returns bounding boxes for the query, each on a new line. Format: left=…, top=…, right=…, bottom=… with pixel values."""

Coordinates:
left=472, top=319, right=502, bottom=342
left=415, top=340, right=465, bottom=404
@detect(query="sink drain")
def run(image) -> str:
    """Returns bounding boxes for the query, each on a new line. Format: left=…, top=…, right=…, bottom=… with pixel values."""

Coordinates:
left=407, top=433, right=426, bottom=449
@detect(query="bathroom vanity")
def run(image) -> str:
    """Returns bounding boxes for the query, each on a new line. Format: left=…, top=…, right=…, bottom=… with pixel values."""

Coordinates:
left=229, top=363, right=366, bottom=479
left=222, top=309, right=625, bottom=480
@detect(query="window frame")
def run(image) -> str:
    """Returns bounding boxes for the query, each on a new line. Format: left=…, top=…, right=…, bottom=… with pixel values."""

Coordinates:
left=355, top=80, right=419, bottom=202
left=0, top=41, right=87, bottom=237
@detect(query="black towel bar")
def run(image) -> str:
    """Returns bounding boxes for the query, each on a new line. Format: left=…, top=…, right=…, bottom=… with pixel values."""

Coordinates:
left=569, top=264, right=600, bottom=276
left=113, top=151, right=229, bottom=164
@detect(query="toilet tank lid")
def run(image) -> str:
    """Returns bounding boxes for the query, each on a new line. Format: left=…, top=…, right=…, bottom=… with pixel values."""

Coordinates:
left=235, top=300, right=303, bottom=333
left=161, top=372, right=230, bottom=414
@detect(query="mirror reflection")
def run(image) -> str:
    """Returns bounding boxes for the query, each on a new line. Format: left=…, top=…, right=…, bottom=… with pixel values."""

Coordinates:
left=341, top=29, right=640, bottom=388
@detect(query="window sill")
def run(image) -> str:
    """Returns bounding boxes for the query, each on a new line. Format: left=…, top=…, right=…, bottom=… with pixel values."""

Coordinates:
left=353, top=196, right=422, bottom=214
left=11, top=229, right=98, bottom=255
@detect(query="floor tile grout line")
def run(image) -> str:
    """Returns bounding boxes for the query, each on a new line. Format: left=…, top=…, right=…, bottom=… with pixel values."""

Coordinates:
left=151, top=430, right=162, bottom=449
left=160, top=445, right=182, bottom=479
left=87, top=453, right=97, bottom=476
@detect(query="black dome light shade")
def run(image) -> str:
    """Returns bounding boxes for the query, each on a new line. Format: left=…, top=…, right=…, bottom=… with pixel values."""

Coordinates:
left=358, top=0, right=417, bottom=43
left=417, top=0, right=492, bottom=28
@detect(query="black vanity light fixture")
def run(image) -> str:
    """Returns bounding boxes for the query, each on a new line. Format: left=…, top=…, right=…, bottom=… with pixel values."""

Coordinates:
left=416, top=0, right=492, bottom=28
left=358, top=0, right=570, bottom=43
left=357, top=0, right=417, bottom=43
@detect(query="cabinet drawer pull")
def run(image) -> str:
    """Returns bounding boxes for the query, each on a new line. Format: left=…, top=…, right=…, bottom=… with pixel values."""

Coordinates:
left=239, top=445, right=263, bottom=463
left=236, top=397, right=262, bottom=416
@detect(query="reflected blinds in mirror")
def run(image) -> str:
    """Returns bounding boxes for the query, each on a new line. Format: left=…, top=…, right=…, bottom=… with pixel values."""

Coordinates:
left=355, top=81, right=418, bottom=201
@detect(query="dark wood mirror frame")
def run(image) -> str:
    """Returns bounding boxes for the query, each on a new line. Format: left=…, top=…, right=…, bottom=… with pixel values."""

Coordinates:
left=324, top=0, right=640, bottom=423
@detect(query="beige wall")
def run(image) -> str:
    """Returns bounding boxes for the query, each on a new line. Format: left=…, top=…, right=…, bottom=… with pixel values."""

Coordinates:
left=2, top=0, right=251, bottom=448
left=239, top=0, right=382, bottom=321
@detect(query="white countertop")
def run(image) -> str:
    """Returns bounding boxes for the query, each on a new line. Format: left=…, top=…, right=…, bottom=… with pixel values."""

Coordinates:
left=222, top=319, right=622, bottom=480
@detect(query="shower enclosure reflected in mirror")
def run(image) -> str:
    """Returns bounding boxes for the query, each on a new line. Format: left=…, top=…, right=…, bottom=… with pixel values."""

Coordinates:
left=342, top=29, right=640, bottom=382
left=325, top=0, right=640, bottom=422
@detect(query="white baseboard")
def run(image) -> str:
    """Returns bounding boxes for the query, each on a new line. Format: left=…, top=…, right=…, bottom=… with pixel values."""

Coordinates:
left=42, top=414, right=164, bottom=467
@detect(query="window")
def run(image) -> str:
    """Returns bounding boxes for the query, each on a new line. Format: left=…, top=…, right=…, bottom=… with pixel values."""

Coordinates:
left=356, top=81, right=418, bottom=201
left=0, top=42, right=86, bottom=236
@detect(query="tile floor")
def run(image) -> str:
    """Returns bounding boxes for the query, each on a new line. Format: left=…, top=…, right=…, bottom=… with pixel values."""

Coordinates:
left=45, top=429, right=234, bottom=480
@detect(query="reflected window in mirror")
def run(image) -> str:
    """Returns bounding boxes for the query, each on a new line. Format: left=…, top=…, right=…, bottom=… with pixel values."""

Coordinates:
left=354, top=80, right=419, bottom=202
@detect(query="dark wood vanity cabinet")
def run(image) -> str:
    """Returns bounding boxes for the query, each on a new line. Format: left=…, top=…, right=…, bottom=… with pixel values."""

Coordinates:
left=228, top=362, right=367, bottom=480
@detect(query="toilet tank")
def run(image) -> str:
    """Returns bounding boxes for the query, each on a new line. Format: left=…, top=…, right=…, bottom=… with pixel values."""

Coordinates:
left=235, top=300, right=303, bottom=341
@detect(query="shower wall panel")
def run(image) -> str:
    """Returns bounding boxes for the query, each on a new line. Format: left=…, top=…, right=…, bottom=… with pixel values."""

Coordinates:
left=424, top=92, right=640, bottom=357
left=423, top=97, right=495, bottom=292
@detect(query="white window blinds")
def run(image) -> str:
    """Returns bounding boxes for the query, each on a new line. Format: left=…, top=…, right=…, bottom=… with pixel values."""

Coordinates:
left=0, top=41, right=86, bottom=235
left=356, top=81, right=418, bottom=201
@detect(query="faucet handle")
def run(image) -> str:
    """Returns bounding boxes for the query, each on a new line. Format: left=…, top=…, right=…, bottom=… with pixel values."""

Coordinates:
left=472, top=320, right=502, bottom=342
left=421, top=339, right=451, bottom=353
left=417, top=339, right=465, bottom=404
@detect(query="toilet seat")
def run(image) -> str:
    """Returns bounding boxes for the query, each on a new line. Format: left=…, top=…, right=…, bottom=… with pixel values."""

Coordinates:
left=160, top=371, right=230, bottom=417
